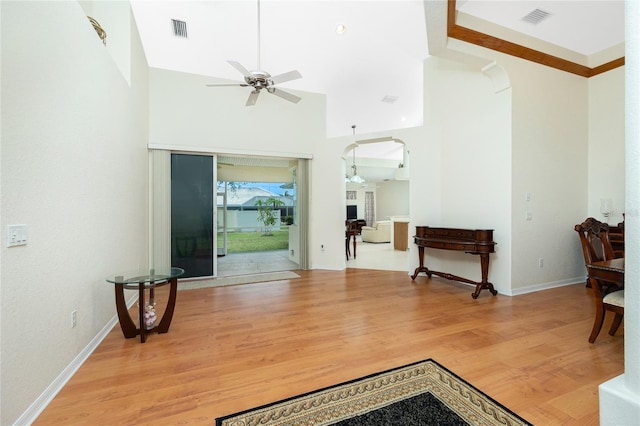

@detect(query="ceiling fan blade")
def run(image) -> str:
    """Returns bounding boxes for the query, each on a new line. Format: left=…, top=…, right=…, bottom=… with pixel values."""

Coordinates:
left=206, top=83, right=249, bottom=87
left=228, top=60, right=252, bottom=78
left=270, top=70, right=302, bottom=85
left=246, top=90, right=260, bottom=106
left=270, top=88, right=301, bottom=104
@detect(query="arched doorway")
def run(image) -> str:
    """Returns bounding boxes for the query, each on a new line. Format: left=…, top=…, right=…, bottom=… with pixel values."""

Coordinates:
left=342, top=137, right=411, bottom=272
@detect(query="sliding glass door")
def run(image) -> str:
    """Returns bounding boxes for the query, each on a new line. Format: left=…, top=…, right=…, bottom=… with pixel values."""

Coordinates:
left=171, top=154, right=215, bottom=278
left=163, top=152, right=308, bottom=279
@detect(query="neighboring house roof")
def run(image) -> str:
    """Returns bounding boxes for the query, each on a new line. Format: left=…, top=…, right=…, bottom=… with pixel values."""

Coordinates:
left=224, top=187, right=295, bottom=208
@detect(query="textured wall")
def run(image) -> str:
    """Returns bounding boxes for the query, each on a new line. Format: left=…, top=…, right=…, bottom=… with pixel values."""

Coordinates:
left=0, top=2, right=149, bottom=423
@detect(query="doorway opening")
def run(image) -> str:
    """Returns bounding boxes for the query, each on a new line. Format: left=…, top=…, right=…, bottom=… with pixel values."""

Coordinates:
left=343, top=138, right=411, bottom=272
left=169, top=153, right=304, bottom=279
left=215, top=176, right=299, bottom=277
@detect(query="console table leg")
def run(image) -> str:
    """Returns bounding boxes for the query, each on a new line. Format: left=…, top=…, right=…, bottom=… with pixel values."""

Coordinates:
left=472, top=253, right=498, bottom=299
left=114, top=285, right=137, bottom=338
left=411, top=246, right=432, bottom=280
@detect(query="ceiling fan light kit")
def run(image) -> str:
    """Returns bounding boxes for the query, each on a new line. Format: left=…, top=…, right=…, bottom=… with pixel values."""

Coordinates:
left=206, top=0, right=302, bottom=106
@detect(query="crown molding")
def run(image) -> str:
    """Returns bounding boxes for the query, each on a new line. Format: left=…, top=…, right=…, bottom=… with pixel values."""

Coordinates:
left=447, top=0, right=624, bottom=77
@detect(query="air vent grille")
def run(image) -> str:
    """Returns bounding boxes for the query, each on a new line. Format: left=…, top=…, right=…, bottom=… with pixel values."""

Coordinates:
left=522, top=8, right=550, bottom=24
left=381, top=95, right=399, bottom=104
left=172, top=19, right=188, bottom=38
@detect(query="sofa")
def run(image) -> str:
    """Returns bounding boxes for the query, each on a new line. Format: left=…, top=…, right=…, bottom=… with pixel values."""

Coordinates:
left=361, top=220, right=391, bottom=243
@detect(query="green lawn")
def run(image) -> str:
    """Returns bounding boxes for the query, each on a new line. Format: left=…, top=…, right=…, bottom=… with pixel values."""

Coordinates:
left=218, top=230, right=289, bottom=253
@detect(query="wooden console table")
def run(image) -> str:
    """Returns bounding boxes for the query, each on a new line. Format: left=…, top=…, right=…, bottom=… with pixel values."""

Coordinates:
left=411, top=226, right=497, bottom=299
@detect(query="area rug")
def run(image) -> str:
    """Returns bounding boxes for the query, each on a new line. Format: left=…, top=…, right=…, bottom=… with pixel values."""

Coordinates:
left=178, top=271, right=300, bottom=291
left=215, top=358, right=531, bottom=426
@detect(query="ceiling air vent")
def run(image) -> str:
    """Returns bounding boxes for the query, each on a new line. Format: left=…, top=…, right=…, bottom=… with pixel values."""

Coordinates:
left=522, top=8, right=551, bottom=25
left=172, top=19, right=188, bottom=38
left=381, top=95, right=399, bottom=104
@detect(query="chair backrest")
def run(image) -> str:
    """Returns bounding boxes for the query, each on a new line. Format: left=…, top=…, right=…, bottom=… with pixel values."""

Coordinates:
left=574, top=217, right=616, bottom=267
left=346, top=220, right=359, bottom=233
left=609, top=218, right=625, bottom=258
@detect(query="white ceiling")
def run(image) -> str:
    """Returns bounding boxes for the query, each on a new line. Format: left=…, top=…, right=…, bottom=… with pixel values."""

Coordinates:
left=130, top=0, right=428, bottom=139
left=456, top=0, right=624, bottom=57
left=130, top=0, right=624, bottom=178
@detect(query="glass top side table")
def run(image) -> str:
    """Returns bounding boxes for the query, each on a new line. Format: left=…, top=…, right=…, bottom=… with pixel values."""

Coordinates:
left=106, top=267, right=184, bottom=343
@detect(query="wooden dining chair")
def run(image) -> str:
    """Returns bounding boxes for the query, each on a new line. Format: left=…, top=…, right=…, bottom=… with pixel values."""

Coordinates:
left=345, top=220, right=359, bottom=260
left=587, top=273, right=624, bottom=343
left=574, top=217, right=616, bottom=268
left=574, top=217, right=624, bottom=342
left=574, top=217, right=618, bottom=290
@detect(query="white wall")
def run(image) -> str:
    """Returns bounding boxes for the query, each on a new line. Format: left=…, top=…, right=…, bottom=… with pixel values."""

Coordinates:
left=2, top=1, right=629, bottom=423
left=148, top=68, right=325, bottom=157
left=504, top=54, right=590, bottom=293
left=345, top=182, right=409, bottom=225
left=436, top=36, right=604, bottom=294
left=600, top=3, right=640, bottom=422
left=411, top=56, right=512, bottom=294
left=376, top=180, right=409, bottom=221
left=588, top=67, right=626, bottom=225
left=0, top=2, right=149, bottom=424
left=414, top=35, right=624, bottom=296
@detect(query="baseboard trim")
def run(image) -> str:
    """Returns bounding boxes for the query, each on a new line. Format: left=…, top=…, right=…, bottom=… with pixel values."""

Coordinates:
left=507, top=276, right=585, bottom=296
left=14, top=295, right=138, bottom=425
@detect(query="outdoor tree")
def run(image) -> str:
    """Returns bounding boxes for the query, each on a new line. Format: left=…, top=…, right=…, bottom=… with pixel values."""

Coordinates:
left=254, top=196, right=284, bottom=235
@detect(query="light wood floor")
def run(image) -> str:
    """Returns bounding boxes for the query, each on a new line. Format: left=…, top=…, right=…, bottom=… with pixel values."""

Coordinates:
left=35, top=269, right=624, bottom=425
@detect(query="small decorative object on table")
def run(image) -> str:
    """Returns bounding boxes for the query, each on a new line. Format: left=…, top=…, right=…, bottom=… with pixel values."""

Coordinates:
left=144, top=300, right=157, bottom=330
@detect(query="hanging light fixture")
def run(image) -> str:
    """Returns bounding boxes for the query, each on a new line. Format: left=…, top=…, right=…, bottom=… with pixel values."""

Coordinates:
left=349, top=125, right=365, bottom=184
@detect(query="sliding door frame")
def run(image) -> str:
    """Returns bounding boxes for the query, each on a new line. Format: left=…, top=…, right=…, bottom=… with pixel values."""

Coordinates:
left=150, top=149, right=310, bottom=278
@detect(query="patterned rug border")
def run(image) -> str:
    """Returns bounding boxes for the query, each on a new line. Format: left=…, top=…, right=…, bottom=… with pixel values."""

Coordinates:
left=178, top=271, right=300, bottom=291
left=215, top=358, right=532, bottom=426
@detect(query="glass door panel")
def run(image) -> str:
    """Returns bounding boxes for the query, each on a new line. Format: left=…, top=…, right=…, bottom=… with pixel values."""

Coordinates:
left=171, top=154, right=214, bottom=278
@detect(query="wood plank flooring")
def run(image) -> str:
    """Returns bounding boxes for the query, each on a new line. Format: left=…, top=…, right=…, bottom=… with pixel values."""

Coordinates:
left=35, top=269, right=624, bottom=425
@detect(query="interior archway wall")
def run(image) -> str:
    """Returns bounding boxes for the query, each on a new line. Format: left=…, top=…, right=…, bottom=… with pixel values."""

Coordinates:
left=342, top=138, right=411, bottom=271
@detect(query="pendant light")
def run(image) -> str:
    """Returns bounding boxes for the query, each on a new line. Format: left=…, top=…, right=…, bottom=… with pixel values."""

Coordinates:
left=349, top=125, right=365, bottom=184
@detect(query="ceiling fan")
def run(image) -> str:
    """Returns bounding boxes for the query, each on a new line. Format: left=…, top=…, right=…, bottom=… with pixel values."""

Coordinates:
left=206, top=0, right=302, bottom=106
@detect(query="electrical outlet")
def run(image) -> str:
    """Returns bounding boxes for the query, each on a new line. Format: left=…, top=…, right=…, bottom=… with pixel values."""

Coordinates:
left=538, top=258, right=544, bottom=268
left=71, top=310, right=77, bottom=328
left=320, top=244, right=325, bottom=252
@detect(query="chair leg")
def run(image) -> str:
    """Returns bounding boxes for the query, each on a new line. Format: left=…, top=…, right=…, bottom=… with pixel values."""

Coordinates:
left=589, top=307, right=605, bottom=343
left=608, top=313, right=624, bottom=336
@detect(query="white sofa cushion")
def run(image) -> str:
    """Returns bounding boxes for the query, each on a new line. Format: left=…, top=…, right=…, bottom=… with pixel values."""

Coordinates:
left=361, top=221, right=391, bottom=243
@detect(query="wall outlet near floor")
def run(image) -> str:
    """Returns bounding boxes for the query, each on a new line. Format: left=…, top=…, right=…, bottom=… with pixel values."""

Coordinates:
left=320, top=244, right=325, bottom=252
left=538, top=258, right=544, bottom=268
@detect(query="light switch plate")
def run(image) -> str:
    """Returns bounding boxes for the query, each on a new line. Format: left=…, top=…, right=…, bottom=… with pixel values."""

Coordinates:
left=7, top=225, right=27, bottom=247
